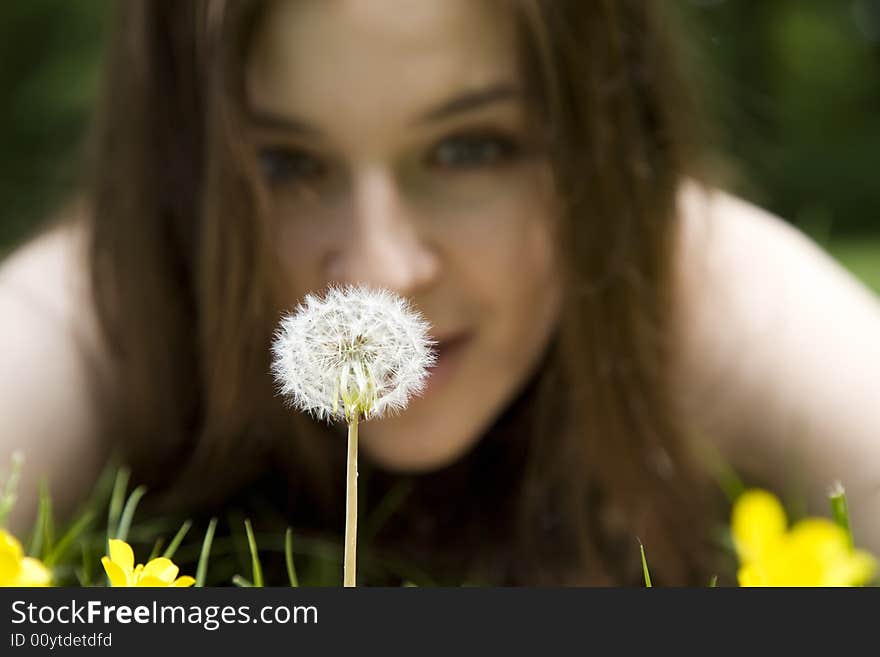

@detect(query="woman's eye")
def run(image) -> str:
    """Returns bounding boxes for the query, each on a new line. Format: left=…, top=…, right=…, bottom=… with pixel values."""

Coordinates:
left=258, top=147, right=325, bottom=186
left=426, top=134, right=521, bottom=170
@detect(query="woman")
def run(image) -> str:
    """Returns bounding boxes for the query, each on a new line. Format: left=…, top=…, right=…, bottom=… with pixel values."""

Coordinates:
left=2, top=0, right=879, bottom=585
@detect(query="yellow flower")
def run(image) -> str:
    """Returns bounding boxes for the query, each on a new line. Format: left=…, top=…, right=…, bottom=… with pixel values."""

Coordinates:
left=0, top=529, right=51, bottom=587
left=102, top=539, right=195, bottom=587
left=732, top=489, right=876, bottom=586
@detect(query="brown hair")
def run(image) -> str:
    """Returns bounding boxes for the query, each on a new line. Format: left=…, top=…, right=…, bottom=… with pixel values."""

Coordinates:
left=86, top=0, right=723, bottom=585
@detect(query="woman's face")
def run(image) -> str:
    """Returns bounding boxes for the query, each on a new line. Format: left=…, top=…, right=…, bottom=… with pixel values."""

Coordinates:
left=247, top=0, right=562, bottom=472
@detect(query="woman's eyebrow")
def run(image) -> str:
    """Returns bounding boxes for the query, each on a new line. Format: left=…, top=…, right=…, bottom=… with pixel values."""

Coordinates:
left=247, top=109, right=322, bottom=138
left=246, top=82, right=521, bottom=137
left=416, top=82, right=522, bottom=125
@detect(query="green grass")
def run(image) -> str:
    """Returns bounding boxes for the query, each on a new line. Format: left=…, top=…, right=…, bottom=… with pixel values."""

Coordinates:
left=827, top=237, right=880, bottom=294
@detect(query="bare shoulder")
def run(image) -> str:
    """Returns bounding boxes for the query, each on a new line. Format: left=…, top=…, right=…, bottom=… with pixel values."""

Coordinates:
left=0, top=219, right=108, bottom=532
left=672, top=180, right=880, bottom=551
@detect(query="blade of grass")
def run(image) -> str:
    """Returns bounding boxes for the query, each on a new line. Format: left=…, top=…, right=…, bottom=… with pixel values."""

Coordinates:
left=227, top=510, right=250, bottom=575
left=114, top=485, right=147, bottom=543
left=44, top=510, right=95, bottom=568
left=244, top=519, right=264, bottom=587
left=27, top=479, right=54, bottom=558
left=79, top=541, right=93, bottom=586
left=87, top=461, right=120, bottom=507
left=638, top=539, right=652, bottom=588
left=709, top=575, right=718, bottom=587
left=232, top=575, right=253, bottom=587
left=75, top=548, right=89, bottom=586
left=195, top=518, right=218, bottom=588
left=148, top=538, right=165, bottom=561
left=0, top=450, right=24, bottom=528
left=285, top=528, right=299, bottom=587
left=162, top=519, right=193, bottom=560
left=695, top=440, right=745, bottom=502
left=40, top=480, right=55, bottom=559
left=828, top=481, right=853, bottom=549
left=106, top=467, right=130, bottom=545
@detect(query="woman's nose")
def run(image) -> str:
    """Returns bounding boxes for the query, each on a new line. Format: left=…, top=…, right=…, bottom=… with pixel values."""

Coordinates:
left=326, top=167, right=439, bottom=296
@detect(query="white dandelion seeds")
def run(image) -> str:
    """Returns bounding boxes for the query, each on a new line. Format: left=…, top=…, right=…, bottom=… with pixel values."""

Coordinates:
left=270, top=285, right=437, bottom=422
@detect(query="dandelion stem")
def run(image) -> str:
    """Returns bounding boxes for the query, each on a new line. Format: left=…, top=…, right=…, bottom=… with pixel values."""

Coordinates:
left=344, top=415, right=359, bottom=587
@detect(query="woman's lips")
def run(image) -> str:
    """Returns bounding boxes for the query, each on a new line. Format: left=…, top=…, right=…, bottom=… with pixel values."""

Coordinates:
left=423, top=332, right=472, bottom=396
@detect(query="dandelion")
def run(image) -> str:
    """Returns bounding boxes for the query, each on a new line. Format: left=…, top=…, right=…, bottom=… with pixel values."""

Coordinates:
left=271, top=285, right=435, bottom=422
left=102, top=539, right=195, bottom=587
left=731, top=488, right=876, bottom=586
left=0, top=529, right=51, bottom=587
left=271, top=285, right=435, bottom=587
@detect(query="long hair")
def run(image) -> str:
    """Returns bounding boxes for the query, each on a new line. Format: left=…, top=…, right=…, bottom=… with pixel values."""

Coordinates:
left=86, top=0, right=723, bottom=585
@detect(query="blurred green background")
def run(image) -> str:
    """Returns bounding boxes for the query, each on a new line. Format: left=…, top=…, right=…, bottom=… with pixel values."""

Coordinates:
left=0, top=0, right=108, bottom=250
left=683, top=0, right=880, bottom=292
left=0, top=0, right=878, bottom=289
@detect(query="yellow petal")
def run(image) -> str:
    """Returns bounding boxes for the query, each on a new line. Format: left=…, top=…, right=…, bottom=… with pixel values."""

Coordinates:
left=108, top=539, right=135, bottom=572
left=141, top=558, right=179, bottom=584
left=0, top=554, right=20, bottom=586
left=841, top=550, right=877, bottom=586
left=765, top=519, right=865, bottom=586
left=0, top=529, right=24, bottom=560
left=774, top=543, right=825, bottom=586
left=0, top=566, right=18, bottom=586
left=825, top=549, right=877, bottom=587
left=172, top=576, right=196, bottom=587
left=135, top=576, right=171, bottom=587
left=737, top=562, right=766, bottom=587
left=788, top=518, right=849, bottom=555
left=17, top=557, right=51, bottom=587
left=788, top=519, right=852, bottom=586
left=102, top=556, right=130, bottom=587
left=731, top=489, right=787, bottom=563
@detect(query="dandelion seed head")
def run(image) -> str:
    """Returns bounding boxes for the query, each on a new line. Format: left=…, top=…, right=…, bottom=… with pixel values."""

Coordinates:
left=270, top=285, right=437, bottom=422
